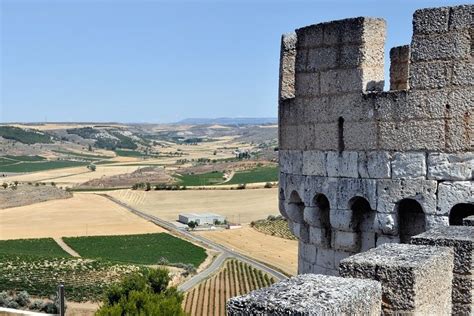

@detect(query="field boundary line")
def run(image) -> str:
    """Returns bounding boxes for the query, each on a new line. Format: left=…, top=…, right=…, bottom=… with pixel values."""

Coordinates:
left=54, top=237, right=81, bottom=257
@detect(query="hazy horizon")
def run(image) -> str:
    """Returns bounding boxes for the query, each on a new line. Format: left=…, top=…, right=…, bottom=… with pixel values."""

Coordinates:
left=1, top=0, right=468, bottom=123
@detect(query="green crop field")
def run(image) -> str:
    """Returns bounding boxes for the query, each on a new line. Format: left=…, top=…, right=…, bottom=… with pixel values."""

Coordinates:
left=52, top=149, right=112, bottom=160
left=114, top=149, right=147, bottom=157
left=176, top=171, right=225, bottom=186
left=0, top=160, right=88, bottom=173
left=63, top=233, right=207, bottom=267
left=0, top=238, right=71, bottom=257
left=0, top=254, right=142, bottom=301
left=4, top=155, right=46, bottom=161
left=224, top=166, right=278, bottom=185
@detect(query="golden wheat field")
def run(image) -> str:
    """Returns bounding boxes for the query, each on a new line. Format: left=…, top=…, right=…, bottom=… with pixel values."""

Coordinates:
left=107, top=188, right=279, bottom=224
left=198, top=226, right=298, bottom=276
left=0, top=193, right=164, bottom=240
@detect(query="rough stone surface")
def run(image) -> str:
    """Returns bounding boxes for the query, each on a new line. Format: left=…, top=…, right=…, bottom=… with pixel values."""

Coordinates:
left=276, top=6, right=474, bottom=310
left=227, top=274, right=382, bottom=316
left=339, top=243, right=454, bottom=315
left=437, top=181, right=474, bottom=216
left=427, top=152, right=474, bottom=180
left=411, top=226, right=474, bottom=314
left=391, top=152, right=426, bottom=179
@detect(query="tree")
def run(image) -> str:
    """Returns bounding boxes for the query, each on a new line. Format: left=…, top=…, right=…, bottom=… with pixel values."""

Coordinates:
left=1, top=183, right=7, bottom=189
left=87, top=164, right=96, bottom=172
left=145, top=182, right=151, bottom=191
left=96, top=269, right=184, bottom=316
left=187, top=221, right=197, bottom=230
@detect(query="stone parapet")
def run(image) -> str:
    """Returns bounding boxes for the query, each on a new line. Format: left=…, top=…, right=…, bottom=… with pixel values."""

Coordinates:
left=227, top=274, right=381, bottom=315
left=339, top=243, right=454, bottom=315
left=411, top=226, right=474, bottom=315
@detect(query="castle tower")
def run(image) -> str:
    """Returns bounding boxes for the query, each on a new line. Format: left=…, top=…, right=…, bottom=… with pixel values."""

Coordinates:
left=278, top=5, right=473, bottom=276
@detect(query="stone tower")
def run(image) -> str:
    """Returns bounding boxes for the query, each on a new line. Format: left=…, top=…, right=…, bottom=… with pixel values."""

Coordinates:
left=278, top=5, right=473, bottom=276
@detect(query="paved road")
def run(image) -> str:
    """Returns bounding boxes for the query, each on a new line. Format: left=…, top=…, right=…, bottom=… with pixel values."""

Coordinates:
left=100, top=194, right=288, bottom=290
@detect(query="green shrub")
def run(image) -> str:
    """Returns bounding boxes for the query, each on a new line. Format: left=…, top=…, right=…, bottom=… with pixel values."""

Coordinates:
left=97, top=269, right=184, bottom=316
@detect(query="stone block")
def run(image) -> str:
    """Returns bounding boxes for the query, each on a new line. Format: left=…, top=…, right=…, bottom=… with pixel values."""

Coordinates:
left=307, top=47, right=338, bottom=71
left=295, top=72, right=320, bottom=97
left=367, top=151, right=391, bottom=178
left=425, top=214, right=449, bottom=230
left=464, top=215, right=474, bottom=226
left=332, top=230, right=360, bottom=252
left=339, top=243, right=454, bottom=315
left=449, top=5, right=474, bottom=31
left=391, top=152, right=426, bottom=179
left=296, top=24, right=323, bottom=49
left=409, top=61, right=451, bottom=90
left=279, top=150, right=303, bottom=175
left=411, top=31, right=471, bottom=62
left=452, top=60, right=474, bottom=87
left=302, top=150, right=326, bottom=176
left=437, top=181, right=474, bottom=216
left=376, top=179, right=437, bottom=214
left=411, top=226, right=474, bottom=314
left=226, top=274, right=382, bottom=315
left=309, top=226, right=331, bottom=248
left=343, top=121, right=378, bottom=150
left=320, top=68, right=364, bottom=94
left=285, top=202, right=304, bottom=224
left=374, top=212, right=398, bottom=235
left=279, top=33, right=296, bottom=100
left=427, top=152, right=473, bottom=180
left=445, top=116, right=472, bottom=152
left=317, top=247, right=335, bottom=269
left=330, top=209, right=356, bottom=232
left=301, top=242, right=318, bottom=264
left=411, top=226, right=474, bottom=275
left=412, top=7, right=449, bottom=34
left=326, top=151, right=358, bottom=178
left=378, top=119, right=445, bottom=152
left=303, top=122, right=339, bottom=151
left=337, top=178, right=377, bottom=210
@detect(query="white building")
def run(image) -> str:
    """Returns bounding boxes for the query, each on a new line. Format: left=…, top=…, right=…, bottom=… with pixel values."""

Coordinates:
left=178, top=213, right=226, bottom=225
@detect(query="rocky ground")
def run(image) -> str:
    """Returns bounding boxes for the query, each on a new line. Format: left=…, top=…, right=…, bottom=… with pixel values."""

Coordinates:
left=0, top=185, right=72, bottom=209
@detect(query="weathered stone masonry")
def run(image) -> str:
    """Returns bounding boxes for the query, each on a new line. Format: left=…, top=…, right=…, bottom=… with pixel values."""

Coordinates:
left=227, top=5, right=473, bottom=316
left=278, top=5, right=473, bottom=277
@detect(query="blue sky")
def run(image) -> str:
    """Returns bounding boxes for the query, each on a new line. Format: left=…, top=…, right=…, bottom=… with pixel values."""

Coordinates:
left=0, top=0, right=469, bottom=123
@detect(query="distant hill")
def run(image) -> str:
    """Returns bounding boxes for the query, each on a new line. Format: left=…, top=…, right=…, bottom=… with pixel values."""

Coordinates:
left=176, top=117, right=277, bottom=125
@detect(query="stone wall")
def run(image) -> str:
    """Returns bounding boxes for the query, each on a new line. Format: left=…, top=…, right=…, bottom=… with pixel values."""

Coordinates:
left=278, top=4, right=474, bottom=276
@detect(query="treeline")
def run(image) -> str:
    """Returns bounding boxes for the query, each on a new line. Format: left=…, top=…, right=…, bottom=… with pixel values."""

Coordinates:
left=67, top=127, right=138, bottom=150
left=0, top=127, right=52, bottom=144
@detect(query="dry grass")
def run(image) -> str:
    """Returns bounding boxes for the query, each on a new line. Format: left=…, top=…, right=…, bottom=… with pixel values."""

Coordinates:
left=0, top=193, right=164, bottom=240
left=107, top=188, right=279, bottom=224
left=198, top=225, right=298, bottom=276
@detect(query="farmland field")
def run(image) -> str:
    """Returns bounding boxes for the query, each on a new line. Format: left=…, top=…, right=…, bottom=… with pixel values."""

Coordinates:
left=63, top=233, right=207, bottom=267
left=182, top=259, right=275, bottom=316
left=0, top=238, right=70, bottom=257
left=0, top=193, right=164, bottom=240
left=224, top=166, right=278, bottom=185
left=176, top=171, right=225, bottom=186
left=0, top=254, right=142, bottom=301
left=198, top=226, right=298, bottom=276
left=251, top=217, right=296, bottom=240
left=0, top=160, right=88, bottom=173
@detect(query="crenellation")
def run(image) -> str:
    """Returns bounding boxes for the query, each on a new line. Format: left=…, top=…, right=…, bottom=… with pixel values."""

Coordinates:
left=389, top=45, right=410, bottom=90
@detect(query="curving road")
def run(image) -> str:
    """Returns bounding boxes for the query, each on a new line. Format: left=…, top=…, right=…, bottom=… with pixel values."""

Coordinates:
left=100, top=194, right=288, bottom=291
